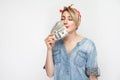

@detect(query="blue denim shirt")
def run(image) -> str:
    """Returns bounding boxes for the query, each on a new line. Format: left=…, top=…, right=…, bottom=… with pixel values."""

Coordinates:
left=52, top=37, right=100, bottom=80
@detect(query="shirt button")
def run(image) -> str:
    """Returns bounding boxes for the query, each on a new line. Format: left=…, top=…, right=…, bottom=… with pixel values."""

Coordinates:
left=66, top=70, right=70, bottom=75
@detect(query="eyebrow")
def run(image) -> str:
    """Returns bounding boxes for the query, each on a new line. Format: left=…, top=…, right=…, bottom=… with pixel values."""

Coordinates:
left=61, top=15, right=72, bottom=18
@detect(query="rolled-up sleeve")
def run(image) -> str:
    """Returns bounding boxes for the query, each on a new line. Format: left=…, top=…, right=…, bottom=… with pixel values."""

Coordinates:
left=86, top=42, right=100, bottom=77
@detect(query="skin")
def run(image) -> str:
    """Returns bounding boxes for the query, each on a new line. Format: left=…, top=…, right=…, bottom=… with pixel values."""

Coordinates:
left=44, top=11, right=98, bottom=80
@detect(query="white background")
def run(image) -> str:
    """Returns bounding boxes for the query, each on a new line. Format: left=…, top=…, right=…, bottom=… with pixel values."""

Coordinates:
left=0, top=0, right=120, bottom=80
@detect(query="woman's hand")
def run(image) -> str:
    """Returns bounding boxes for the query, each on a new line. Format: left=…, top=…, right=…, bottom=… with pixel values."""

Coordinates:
left=44, top=33, right=55, bottom=50
left=44, top=34, right=55, bottom=77
left=89, top=76, right=98, bottom=80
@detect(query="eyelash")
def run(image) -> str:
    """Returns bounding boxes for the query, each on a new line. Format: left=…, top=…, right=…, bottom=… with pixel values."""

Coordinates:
left=61, top=18, right=73, bottom=21
left=69, top=19, right=73, bottom=21
left=61, top=18, right=64, bottom=20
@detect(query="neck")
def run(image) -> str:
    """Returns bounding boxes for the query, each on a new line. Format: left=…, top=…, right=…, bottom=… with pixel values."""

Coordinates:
left=63, top=32, right=78, bottom=43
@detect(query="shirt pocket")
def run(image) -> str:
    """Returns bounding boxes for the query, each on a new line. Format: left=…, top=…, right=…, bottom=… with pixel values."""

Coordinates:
left=53, top=50, right=61, bottom=64
left=74, top=50, right=86, bottom=67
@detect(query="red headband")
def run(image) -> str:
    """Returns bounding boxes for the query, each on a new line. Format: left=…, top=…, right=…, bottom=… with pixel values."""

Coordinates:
left=59, top=5, right=81, bottom=18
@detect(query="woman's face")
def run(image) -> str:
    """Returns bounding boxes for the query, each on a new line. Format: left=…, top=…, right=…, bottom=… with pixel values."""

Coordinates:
left=61, top=11, right=77, bottom=33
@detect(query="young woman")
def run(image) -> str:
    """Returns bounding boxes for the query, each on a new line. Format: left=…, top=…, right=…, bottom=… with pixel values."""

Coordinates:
left=44, top=5, right=100, bottom=80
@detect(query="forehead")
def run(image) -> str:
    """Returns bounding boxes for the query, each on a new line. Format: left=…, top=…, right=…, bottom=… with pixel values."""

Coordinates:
left=62, top=11, right=71, bottom=17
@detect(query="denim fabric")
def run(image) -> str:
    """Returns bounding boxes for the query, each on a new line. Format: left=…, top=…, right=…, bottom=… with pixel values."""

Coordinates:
left=52, top=37, right=100, bottom=80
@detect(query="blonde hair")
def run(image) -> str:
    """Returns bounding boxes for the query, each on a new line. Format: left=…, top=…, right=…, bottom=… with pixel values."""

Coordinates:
left=61, top=5, right=81, bottom=28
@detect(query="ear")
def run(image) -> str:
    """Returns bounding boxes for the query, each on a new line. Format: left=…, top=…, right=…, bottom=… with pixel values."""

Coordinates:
left=76, top=20, right=81, bottom=30
left=77, top=18, right=81, bottom=26
left=76, top=21, right=80, bottom=27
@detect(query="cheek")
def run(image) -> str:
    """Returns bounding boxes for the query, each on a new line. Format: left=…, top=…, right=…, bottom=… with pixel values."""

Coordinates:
left=69, top=22, right=76, bottom=29
left=67, top=23, right=76, bottom=32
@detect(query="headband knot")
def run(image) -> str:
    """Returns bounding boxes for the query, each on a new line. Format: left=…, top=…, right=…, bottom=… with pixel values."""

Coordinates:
left=59, top=4, right=81, bottom=17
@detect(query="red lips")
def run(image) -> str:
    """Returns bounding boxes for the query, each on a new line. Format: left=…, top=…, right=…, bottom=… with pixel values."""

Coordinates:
left=65, top=26, right=69, bottom=28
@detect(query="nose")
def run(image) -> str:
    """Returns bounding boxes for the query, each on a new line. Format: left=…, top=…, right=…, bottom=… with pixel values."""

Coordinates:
left=63, top=19, right=68, bottom=25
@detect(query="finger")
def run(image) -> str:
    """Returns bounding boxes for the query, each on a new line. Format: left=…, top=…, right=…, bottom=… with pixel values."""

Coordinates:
left=45, top=38, right=54, bottom=44
left=45, top=35, right=54, bottom=40
left=48, top=33, right=54, bottom=36
left=46, top=36, right=55, bottom=42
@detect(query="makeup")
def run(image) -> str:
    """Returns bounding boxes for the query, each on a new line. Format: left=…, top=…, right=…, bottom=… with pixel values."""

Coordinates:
left=65, top=26, right=69, bottom=28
